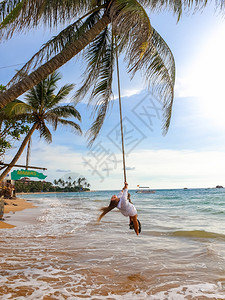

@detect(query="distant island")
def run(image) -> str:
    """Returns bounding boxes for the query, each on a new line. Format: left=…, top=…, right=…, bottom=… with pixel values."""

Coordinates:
left=216, top=185, right=224, bottom=189
left=14, top=177, right=90, bottom=194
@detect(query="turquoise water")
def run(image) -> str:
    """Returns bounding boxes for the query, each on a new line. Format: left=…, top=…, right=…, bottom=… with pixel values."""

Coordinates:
left=1, top=188, right=225, bottom=299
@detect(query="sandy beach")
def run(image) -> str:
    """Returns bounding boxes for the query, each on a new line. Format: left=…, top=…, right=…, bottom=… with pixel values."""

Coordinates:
left=0, top=197, right=35, bottom=229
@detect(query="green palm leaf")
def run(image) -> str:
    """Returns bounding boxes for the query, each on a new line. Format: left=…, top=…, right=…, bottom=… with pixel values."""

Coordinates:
left=47, top=105, right=81, bottom=121
left=4, top=99, right=33, bottom=115
left=57, top=119, right=82, bottom=135
left=128, top=28, right=175, bottom=134
left=6, top=10, right=103, bottom=88
left=75, top=27, right=110, bottom=102
left=39, top=120, right=52, bottom=143
left=110, top=0, right=153, bottom=58
left=49, top=84, right=75, bottom=107
left=6, top=71, right=82, bottom=141
left=85, top=33, right=114, bottom=145
left=0, top=0, right=101, bottom=39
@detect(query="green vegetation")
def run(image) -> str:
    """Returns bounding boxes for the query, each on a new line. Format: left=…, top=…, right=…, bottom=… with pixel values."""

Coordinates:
left=0, top=85, right=30, bottom=157
left=0, top=118, right=30, bottom=157
left=0, top=72, right=82, bottom=182
left=15, top=177, right=90, bottom=193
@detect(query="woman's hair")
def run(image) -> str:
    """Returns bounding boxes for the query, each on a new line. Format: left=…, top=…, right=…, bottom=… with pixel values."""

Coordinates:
left=97, top=198, right=119, bottom=222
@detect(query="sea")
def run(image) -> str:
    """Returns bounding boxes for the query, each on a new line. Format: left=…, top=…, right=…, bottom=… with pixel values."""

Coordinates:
left=1, top=188, right=225, bottom=299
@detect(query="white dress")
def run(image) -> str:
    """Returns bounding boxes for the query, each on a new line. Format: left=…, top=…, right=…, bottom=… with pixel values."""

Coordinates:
left=117, top=188, right=137, bottom=217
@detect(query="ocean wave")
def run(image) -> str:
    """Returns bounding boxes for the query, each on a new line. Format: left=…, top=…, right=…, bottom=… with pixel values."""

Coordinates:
left=171, top=230, right=225, bottom=239
left=150, top=282, right=225, bottom=300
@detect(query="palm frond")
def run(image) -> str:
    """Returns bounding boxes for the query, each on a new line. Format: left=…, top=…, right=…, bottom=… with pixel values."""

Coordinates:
left=75, top=27, right=109, bottom=102
left=39, top=120, right=52, bottom=143
left=46, top=105, right=81, bottom=121
left=44, top=72, right=62, bottom=108
left=0, top=0, right=103, bottom=40
left=7, top=11, right=102, bottom=87
left=128, top=28, right=175, bottom=134
left=6, top=10, right=104, bottom=88
left=139, top=0, right=225, bottom=21
left=47, top=83, right=75, bottom=107
left=0, top=0, right=23, bottom=29
left=86, top=102, right=109, bottom=146
left=110, top=0, right=153, bottom=58
left=23, top=71, right=61, bottom=110
left=24, top=81, right=44, bottom=110
left=57, top=118, right=82, bottom=135
left=3, top=99, right=33, bottom=116
left=85, top=32, right=114, bottom=145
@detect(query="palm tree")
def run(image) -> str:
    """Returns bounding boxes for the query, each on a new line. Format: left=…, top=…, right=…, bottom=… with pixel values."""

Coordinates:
left=58, top=178, right=63, bottom=187
left=1, top=1, right=221, bottom=141
left=72, top=180, right=76, bottom=188
left=0, top=72, right=82, bottom=182
left=77, top=177, right=81, bottom=187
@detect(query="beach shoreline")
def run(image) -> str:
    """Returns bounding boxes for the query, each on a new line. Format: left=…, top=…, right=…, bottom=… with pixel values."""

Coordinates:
left=17, top=190, right=95, bottom=195
left=0, top=197, right=36, bottom=229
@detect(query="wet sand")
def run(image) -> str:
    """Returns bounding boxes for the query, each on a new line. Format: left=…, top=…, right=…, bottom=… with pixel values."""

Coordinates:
left=0, top=198, right=36, bottom=229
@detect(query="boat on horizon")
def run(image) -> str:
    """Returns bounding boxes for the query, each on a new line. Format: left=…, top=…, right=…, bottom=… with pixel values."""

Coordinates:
left=136, top=186, right=155, bottom=194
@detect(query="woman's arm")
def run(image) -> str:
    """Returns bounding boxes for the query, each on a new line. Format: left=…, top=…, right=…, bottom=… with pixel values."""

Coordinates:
left=123, top=182, right=128, bottom=190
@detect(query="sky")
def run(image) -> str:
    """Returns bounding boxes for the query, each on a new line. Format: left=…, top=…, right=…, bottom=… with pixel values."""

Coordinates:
left=1, top=3, right=225, bottom=190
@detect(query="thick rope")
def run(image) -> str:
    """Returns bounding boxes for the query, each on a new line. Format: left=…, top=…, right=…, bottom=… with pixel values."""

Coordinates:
left=26, top=138, right=31, bottom=170
left=115, top=40, right=127, bottom=183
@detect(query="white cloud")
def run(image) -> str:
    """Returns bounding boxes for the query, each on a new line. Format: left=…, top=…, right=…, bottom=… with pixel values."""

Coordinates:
left=5, top=141, right=87, bottom=181
left=123, top=149, right=225, bottom=189
left=5, top=139, right=225, bottom=190
left=113, top=87, right=144, bottom=102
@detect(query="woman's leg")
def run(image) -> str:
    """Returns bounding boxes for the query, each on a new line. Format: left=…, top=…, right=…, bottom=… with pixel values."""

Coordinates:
left=131, top=215, right=139, bottom=235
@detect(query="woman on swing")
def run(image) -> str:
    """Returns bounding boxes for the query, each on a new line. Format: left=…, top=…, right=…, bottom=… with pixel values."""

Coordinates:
left=98, top=182, right=140, bottom=235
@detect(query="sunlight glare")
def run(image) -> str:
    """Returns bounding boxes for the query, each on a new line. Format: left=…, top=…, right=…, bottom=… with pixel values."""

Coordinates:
left=188, top=23, right=225, bottom=127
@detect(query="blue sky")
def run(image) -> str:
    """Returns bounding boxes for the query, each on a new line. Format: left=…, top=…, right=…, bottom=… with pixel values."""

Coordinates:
left=2, top=4, right=225, bottom=190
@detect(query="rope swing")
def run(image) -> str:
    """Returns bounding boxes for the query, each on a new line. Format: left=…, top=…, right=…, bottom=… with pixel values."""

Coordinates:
left=115, top=38, right=127, bottom=183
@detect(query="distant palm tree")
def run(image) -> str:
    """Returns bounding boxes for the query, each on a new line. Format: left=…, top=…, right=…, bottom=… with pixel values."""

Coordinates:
left=80, top=177, right=87, bottom=186
left=77, top=177, right=82, bottom=187
left=58, top=178, right=63, bottom=187
left=61, top=180, right=65, bottom=188
left=0, top=72, right=82, bottom=182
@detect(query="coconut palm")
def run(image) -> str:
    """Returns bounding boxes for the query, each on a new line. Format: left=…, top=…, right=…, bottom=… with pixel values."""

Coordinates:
left=72, top=180, right=77, bottom=188
left=0, top=0, right=224, bottom=141
left=0, top=72, right=82, bottom=182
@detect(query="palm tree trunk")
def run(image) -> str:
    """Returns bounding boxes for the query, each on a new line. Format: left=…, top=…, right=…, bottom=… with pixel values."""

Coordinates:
left=0, top=123, right=38, bottom=182
left=0, top=14, right=110, bottom=109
